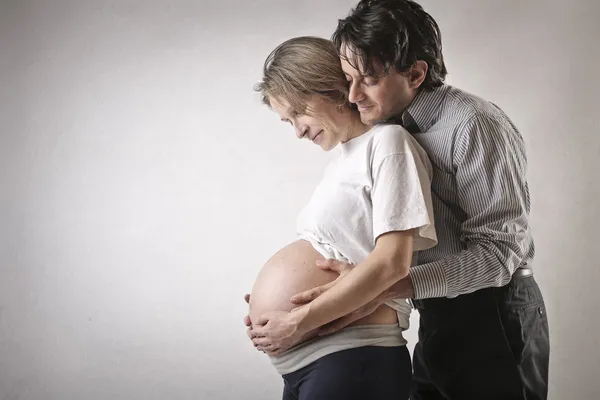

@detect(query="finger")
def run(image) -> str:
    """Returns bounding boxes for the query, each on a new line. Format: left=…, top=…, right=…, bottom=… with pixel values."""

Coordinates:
left=266, top=348, right=282, bottom=357
left=254, top=313, right=273, bottom=326
left=246, top=327, right=253, bottom=340
left=251, top=324, right=268, bottom=337
left=315, top=258, right=336, bottom=269
left=256, top=343, right=276, bottom=351
left=257, top=346, right=268, bottom=352
left=252, top=337, right=272, bottom=347
left=290, top=288, right=320, bottom=304
left=249, top=326, right=265, bottom=339
left=258, top=348, right=274, bottom=355
left=316, top=258, right=348, bottom=273
left=290, top=283, right=333, bottom=304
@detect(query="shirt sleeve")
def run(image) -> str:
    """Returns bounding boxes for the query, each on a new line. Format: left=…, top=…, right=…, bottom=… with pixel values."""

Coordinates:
left=409, top=112, right=533, bottom=299
left=370, top=128, right=437, bottom=251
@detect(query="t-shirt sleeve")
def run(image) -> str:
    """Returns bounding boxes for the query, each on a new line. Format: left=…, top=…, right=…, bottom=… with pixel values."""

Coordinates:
left=370, top=126, right=438, bottom=251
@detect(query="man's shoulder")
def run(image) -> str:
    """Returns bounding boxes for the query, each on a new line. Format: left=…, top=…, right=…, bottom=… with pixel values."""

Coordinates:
left=441, top=85, right=509, bottom=125
left=439, top=86, right=522, bottom=152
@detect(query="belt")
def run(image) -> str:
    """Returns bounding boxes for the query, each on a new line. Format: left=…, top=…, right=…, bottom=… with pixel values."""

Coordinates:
left=409, top=267, right=533, bottom=310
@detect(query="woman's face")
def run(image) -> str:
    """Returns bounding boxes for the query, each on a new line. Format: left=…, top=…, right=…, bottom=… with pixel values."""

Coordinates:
left=268, top=95, right=349, bottom=152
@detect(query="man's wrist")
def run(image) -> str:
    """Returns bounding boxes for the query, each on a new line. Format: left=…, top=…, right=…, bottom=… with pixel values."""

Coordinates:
left=409, top=262, right=448, bottom=299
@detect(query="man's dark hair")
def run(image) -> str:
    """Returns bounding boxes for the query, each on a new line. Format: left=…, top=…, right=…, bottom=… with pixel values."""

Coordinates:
left=332, top=0, right=447, bottom=90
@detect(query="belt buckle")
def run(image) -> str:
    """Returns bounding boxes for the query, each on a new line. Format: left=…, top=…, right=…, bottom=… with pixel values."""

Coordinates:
left=408, top=298, right=416, bottom=309
left=514, top=267, right=533, bottom=279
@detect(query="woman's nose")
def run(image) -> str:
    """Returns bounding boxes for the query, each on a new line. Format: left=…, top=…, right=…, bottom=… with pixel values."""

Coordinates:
left=295, top=125, right=308, bottom=139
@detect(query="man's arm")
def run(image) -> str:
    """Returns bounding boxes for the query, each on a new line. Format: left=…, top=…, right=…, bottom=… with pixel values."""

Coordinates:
left=410, top=111, right=533, bottom=299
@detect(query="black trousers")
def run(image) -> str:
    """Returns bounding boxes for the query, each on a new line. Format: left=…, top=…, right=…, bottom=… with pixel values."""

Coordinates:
left=411, top=275, right=550, bottom=400
left=282, top=345, right=412, bottom=400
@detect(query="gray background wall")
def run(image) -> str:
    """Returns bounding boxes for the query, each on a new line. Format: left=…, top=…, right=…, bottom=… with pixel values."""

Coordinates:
left=1, top=0, right=598, bottom=399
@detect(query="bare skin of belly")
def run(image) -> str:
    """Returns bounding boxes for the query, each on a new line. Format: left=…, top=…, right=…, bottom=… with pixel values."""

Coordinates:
left=249, top=239, right=397, bottom=342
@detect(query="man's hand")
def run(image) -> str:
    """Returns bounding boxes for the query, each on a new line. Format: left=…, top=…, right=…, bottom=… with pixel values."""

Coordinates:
left=290, top=259, right=355, bottom=305
left=318, top=296, right=384, bottom=336
left=250, top=306, right=310, bottom=357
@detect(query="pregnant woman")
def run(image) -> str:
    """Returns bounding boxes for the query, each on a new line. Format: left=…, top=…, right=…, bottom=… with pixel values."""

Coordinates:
left=246, top=36, right=437, bottom=399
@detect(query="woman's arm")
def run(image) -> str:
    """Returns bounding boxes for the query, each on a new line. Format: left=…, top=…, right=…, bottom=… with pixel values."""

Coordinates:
left=252, top=128, right=435, bottom=354
left=251, top=229, right=415, bottom=354
left=294, top=228, right=415, bottom=332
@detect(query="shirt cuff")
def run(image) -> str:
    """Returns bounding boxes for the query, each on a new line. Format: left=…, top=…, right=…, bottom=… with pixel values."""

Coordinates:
left=409, top=261, right=448, bottom=299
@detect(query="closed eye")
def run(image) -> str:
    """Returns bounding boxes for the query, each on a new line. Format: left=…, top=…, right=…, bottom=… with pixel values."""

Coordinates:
left=364, top=77, right=379, bottom=86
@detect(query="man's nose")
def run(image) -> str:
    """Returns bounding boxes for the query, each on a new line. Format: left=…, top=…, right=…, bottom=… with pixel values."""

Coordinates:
left=348, top=81, right=365, bottom=103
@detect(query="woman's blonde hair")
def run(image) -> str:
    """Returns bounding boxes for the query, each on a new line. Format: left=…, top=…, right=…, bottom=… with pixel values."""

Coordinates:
left=254, top=36, right=351, bottom=115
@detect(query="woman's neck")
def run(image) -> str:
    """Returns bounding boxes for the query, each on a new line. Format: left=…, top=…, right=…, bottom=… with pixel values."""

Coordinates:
left=341, top=112, right=370, bottom=143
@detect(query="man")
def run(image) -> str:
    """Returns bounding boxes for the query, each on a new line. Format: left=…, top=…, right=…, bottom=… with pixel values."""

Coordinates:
left=245, top=1, right=549, bottom=399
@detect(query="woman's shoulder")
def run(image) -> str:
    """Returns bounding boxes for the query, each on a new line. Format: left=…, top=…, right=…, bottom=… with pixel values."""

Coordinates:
left=369, top=122, right=410, bottom=137
left=367, top=123, right=416, bottom=156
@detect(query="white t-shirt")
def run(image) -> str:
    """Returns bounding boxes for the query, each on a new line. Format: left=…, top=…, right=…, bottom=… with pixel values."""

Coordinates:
left=271, top=124, right=438, bottom=374
left=296, top=123, right=438, bottom=267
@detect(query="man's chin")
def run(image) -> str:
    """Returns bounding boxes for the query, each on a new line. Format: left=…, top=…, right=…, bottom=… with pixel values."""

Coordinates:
left=363, top=113, right=394, bottom=125
left=358, top=109, right=378, bottom=122
left=360, top=115, right=380, bottom=125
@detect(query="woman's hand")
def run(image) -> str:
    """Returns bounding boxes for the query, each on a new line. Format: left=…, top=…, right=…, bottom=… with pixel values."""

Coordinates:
left=250, top=306, right=310, bottom=357
left=290, top=259, right=355, bottom=305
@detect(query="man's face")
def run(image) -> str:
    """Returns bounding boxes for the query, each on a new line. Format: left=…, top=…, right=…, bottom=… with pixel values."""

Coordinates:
left=340, top=45, right=420, bottom=125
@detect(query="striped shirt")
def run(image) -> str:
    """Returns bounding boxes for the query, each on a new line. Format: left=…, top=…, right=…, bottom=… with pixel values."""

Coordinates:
left=396, top=84, right=534, bottom=299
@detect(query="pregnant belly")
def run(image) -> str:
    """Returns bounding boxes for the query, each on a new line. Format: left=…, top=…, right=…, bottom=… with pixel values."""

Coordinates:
left=249, top=239, right=397, bottom=331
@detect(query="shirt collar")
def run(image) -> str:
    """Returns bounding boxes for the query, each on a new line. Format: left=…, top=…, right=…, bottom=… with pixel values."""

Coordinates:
left=400, top=84, right=450, bottom=133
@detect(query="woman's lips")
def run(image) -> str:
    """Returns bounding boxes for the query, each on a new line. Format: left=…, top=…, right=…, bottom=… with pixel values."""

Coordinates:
left=311, top=130, right=323, bottom=143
